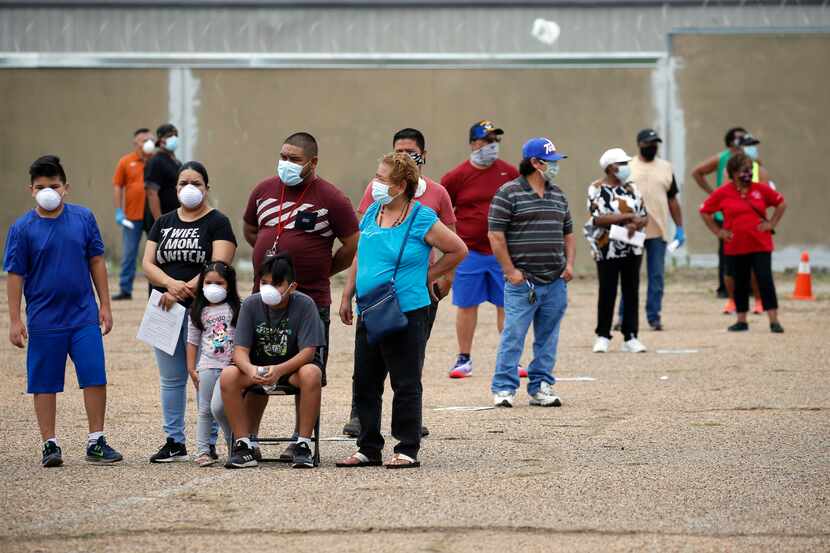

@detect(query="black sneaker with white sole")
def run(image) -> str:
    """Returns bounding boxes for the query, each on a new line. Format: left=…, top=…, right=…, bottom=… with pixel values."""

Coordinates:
left=279, top=442, right=296, bottom=462
left=86, top=436, right=124, bottom=464
left=149, top=437, right=188, bottom=463
left=292, top=441, right=314, bottom=469
left=42, top=441, right=63, bottom=468
left=227, top=440, right=258, bottom=469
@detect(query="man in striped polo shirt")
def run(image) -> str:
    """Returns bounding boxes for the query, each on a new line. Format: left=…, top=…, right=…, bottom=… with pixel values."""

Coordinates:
left=487, top=137, right=575, bottom=408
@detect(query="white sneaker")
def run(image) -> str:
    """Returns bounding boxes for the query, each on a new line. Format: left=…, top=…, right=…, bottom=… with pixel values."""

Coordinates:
left=493, top=390, right=516, bottom=408
left=529, top=382, right=562, bottom=407
left=621, top=337, right=647, bottom=353
left=592, top=336, right=610, bottom=353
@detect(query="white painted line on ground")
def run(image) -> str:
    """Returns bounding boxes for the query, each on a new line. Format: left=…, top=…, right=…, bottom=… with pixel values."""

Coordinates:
left=656, top=349, right=699, bottom=354
left=432, top=406, right=495, bottom=412
left=557, top=376, right=597, bottom=382
left=660, top=376, right=670, bottom=380
left=321, top=436, right=357, bottom=442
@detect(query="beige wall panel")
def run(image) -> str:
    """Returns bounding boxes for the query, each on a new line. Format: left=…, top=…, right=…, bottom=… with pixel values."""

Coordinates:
left=674, top=33, right=830, bottom=253
left=0, top=69, right=169, bottom=263
left=194, top=67, right=654, bottom=272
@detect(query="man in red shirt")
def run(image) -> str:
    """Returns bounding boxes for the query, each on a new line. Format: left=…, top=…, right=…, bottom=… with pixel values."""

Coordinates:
left=441, top=120, right=520, bottom=379
left=343, top=127, right=458, bottom=437
left=112, top=127, right=154, bottom=301
left=243, top=132, right=359, bottom=455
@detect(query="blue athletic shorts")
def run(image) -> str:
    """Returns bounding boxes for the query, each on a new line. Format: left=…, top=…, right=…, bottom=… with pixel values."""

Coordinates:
left=27, top=324, right=107, bottom=394
left=452, top=250, right=505, bottom=308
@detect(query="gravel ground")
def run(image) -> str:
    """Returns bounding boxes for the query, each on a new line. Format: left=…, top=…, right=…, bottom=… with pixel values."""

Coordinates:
left=1, top=271, right=828, bottom=553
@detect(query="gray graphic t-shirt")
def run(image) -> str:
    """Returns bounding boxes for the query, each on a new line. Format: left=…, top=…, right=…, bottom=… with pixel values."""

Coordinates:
left=235, top=291, right=325, bottom=367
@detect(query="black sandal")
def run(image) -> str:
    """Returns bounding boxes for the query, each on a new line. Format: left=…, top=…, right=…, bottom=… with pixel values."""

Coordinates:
left=385, top=453, right=420, bottom=469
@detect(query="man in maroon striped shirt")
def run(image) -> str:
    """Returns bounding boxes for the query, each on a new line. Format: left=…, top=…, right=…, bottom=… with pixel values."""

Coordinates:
left=243, top=132, right=359, bottom=456
left=244, top=132, right=359, bottom=305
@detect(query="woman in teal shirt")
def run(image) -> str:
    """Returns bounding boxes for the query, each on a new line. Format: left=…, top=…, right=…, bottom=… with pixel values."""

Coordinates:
left=338, top=152, right=466, bottom=469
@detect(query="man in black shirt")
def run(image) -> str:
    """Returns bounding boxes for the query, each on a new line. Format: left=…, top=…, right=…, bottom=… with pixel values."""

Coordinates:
left=145, top=123, right=182, bottom=221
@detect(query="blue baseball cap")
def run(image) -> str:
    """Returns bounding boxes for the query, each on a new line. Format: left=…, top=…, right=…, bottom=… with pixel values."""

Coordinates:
left=469, top=120, right=504, bottom=142
left=522, top=137, right=567, bottom=162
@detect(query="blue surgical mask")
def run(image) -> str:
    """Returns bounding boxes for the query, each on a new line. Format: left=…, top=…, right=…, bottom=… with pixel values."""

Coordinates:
left=470, top=142, right=499, bottom=167
left=277, top=159, right=306, bottom=187
left=163, top=135, right=179, bottom=153
left=371, top=179, right=401, bottom=205
left=541, top=161, right=559, bottom=182
left=616, top=164, right=631, bottom=182
left=743, top=145, right=759, bottom=160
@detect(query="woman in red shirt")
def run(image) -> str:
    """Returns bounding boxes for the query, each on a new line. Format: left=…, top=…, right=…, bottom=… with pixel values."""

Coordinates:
left=700, top=153, right=787, bottom=333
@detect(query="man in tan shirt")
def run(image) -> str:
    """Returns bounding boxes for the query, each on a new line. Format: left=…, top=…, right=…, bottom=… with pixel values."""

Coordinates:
left=618, top=129, right=684, bottom=330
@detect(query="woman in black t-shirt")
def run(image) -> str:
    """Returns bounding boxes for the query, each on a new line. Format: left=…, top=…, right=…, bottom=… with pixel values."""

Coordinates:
left=142, top=161, right=237, bottom=463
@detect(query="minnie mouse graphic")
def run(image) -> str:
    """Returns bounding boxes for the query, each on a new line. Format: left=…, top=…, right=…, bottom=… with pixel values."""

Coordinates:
left=211, top=321, right=229, bottom=355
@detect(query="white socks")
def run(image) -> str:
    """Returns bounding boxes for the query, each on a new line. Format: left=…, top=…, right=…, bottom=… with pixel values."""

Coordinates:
left=45, top=437, right=58, bottom=447
left=88, top=431, right=104, bottom=445
left=297, top=437, right=312, bottom=446
left=237, top=437, right=252, bottom=448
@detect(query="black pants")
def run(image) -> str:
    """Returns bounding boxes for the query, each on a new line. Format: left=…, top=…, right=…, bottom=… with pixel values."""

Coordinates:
left=425, top=296, right=440, bottom=341
left=317, top=307, right=330, bottom=367
left=354, top=306, right=428, bottom=460
left=716, top=219, right=727, bottom=294
left=596, top=255, right=642, bottom=341
left=726, top=252, right=778, bottom=313
left=718, top=239, right=728, bottom=293
left=349, top=297, right=439, bottom=418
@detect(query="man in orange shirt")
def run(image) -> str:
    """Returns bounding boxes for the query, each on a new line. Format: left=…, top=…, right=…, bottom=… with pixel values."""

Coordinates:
left=112, top=128, right=155, bottom=300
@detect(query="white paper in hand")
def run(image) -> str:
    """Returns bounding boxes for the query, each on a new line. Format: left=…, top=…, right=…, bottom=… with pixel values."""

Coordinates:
left=136, top=290, right=186, bottom=355
left=609, top=224, right=646, bottom=248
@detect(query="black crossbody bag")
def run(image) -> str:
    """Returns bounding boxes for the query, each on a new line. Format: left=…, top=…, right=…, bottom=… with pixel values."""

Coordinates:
left=356, top=203, right=421, bottom=345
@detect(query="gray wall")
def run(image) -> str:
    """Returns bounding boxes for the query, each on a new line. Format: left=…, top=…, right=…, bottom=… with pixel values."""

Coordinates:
left=673, top=32, right=830, bottom=255
left=0, top=65, right=654, bottom=272
left=2, top=31, right=828, bottom=271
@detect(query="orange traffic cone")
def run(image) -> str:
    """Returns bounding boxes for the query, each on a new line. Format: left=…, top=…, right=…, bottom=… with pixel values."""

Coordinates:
left=792, top=251, right=815, bottom=301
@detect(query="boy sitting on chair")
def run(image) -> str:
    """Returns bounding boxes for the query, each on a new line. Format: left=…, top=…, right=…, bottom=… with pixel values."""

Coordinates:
left=220, top=254, right=325, bottom=469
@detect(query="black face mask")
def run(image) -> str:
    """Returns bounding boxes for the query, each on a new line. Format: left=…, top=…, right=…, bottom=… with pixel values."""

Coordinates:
left=640, top=144, right=658, bottom=161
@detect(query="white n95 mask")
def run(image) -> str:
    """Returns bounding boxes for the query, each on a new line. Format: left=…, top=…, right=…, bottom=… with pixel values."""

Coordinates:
left=260, top=284, right=283, bottom=306
left=202, top=284, right=227, bottom=304
left=35, top=188, right=62, bottom=211
left=178, top=184, right=204, bottom=209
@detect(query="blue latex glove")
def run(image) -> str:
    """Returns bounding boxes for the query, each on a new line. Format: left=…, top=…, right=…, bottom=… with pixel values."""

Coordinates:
left=115, top=207, right=125, bottom=225
left=673, top=226, right=686, bottom=247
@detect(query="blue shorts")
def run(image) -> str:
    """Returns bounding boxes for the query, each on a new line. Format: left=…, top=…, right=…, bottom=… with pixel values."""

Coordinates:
left=27, top=324, right=107, bottom=394
left=452, top=250, right=505, bottom=308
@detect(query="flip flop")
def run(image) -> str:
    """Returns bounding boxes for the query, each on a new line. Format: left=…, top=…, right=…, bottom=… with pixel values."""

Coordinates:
left=335, top=451, right=382, bottom=468
left=385, top=453, right=421, bottom=469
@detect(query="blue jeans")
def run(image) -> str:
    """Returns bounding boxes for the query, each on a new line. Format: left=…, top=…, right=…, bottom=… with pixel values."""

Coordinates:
left=118, top=219, right=144, bottom=295
left=196, top=367, right=229, bottom=454
left=491, top=278, right=568, bottom=396
left=618, top=238, right=666, bottom=324
left=154, top=317, right=191, bottom=444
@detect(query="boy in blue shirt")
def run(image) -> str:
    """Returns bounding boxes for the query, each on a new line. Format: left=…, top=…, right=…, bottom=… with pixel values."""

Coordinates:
left=5, top=155, right=123, bottom=467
